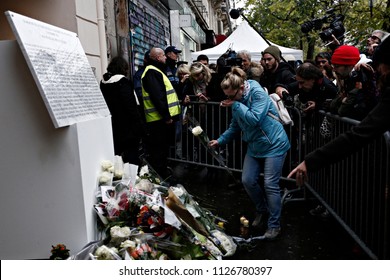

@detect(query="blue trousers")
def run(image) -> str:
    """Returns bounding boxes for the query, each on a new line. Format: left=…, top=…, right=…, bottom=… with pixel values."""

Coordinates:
left=241, top=152, right=286, bottom=229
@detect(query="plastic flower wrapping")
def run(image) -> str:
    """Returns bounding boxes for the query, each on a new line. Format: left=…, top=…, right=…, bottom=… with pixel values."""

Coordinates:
left=69, top=159, right=236, bottom=260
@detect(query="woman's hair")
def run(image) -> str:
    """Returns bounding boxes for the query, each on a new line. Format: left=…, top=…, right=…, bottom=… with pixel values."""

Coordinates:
left=220, top=66, right=247, bottom=90
left=176, top=63, right=190, bottom=77
left=106, top=56, right=129, bottom=76
left=189, top=62, right=212, bottom=84
left=322, top=64, right=335, bottom=80
left=295, top=62, right=323, bottom=80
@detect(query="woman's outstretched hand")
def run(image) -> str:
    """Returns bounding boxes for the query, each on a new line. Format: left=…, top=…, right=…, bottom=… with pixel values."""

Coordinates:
left=208, top=140, right=219, bottom=148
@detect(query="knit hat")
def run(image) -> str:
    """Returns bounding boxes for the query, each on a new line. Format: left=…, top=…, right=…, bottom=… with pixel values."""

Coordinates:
left=331, top=45, right=360, bottom=65
left=262, top=46, right=281, bottom=62
left=372, top=35, right=390, bottom=67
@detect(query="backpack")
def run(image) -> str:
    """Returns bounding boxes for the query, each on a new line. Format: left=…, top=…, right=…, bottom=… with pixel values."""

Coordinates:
left=268, top=93, right=294, bottom=126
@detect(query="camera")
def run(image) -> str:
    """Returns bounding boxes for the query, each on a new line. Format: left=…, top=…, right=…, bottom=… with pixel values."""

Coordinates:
left=319, top=15, right=345, bottom=42
left=301, top=9, right=345, bottom=43
left=216, top=48, right=243, bottom=75
left=217, top=48, right=243, bottom=68
left=282, top=91, right=294, bottom=107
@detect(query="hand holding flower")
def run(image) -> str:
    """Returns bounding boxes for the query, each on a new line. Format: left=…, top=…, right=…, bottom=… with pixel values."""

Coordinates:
left=220, top=99, right=234, bottom=107
left=208, top=140, right=219, bottom=148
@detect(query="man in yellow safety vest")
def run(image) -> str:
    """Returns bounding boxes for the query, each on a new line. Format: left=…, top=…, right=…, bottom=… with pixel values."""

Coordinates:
left=141, top=47, right=181, bottom=181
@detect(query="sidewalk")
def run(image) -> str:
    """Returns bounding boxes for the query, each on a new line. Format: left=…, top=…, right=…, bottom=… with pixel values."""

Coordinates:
left=171, top=162, right=370, bottom=260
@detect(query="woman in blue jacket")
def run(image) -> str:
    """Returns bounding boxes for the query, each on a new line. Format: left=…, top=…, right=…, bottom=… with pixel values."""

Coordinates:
left=209, top=67, right=290, bottom=240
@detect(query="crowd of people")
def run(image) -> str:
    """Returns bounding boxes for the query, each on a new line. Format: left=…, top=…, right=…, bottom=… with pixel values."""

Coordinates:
left=99, top=29, right=390, bottom=241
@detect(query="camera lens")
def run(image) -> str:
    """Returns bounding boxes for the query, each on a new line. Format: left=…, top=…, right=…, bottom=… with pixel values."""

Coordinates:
left=301, top=21, right=314, bottom=33
left=319, top=28, right=333, bottom=42
left=282, top=91, right=294, bottom=107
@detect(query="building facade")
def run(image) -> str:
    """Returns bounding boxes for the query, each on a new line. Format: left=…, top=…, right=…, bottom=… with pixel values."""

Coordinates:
left=107, top=0, right=233, bottom=73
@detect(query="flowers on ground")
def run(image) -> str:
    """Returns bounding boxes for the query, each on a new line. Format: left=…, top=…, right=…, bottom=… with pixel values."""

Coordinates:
left=71, top=161, right=237, bottom=260
left=50, top=243, right=70, bottom=260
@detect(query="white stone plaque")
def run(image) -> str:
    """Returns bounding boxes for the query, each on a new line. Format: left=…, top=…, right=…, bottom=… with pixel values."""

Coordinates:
left=5, top=11, right=110, bottom=128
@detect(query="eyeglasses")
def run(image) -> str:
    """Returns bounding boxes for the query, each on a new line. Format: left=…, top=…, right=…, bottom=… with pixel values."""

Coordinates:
left=226, top=89, right=240, bottom=100
left=370, top=35, right=381, bottom=42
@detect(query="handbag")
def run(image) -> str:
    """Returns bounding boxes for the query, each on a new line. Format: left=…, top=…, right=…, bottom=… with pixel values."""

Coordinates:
left=268, top=93, right=294, bottom=126
left=320, top=116, right=333, bottom=138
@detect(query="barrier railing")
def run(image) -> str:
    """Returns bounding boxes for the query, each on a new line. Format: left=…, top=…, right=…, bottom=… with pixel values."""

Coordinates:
left=170, top=101, right=302, bottom=175
left=304, top=111, right=390, bottom=260
left=168, top=102, right=390, bottom=259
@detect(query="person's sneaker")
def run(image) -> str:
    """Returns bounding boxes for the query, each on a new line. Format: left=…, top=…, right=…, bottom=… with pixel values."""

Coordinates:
left=309, top=205, right=330, bottom=220
left=252, top=213, right=267, bottom=228
left=320, top=209, right=330, bottom=219
left=309, top=205, right=325, bottom=216
left=263, top=227, right=281, bottom=240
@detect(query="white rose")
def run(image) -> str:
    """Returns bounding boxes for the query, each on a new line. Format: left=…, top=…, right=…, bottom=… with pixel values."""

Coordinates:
left=151, top=204, right=160, bottom=212
left=192, top=126, right=203, bottom=136
left=114, top=170, right=123, bottom=179
left=135, top=179, right=154, bottom=193
left=120, top=240, right=136, bottom=249
left=171, top=186, right=184, bottom=198
left=139, top=165, right=149, bottom=177
left=101, top=160, right=114, bottom=171
left=110, top=225, right=131, bottom=238
left=211, top=230, right=237, bottom=257
left=95, top=245, right=118, bottom=260
left=99, top=171, right=112, bottom=184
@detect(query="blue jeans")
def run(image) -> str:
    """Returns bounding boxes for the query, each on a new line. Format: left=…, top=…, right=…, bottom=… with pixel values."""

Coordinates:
left=241, top=153, right=286, bottom=229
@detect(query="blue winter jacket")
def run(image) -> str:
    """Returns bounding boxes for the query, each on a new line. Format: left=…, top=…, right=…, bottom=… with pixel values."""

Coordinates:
left=217, top=80, right=290, bottom=158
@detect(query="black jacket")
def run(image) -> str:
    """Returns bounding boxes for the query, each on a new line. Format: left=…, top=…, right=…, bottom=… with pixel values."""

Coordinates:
left=260, top=62, right=296, bottom=93
left=305, top=86, right=390, bottom=172
left=100, top=75, right=145, bottom=152
left=330, top=67, right=379, bottom=120
left=286, top=76, right=338, bottom=111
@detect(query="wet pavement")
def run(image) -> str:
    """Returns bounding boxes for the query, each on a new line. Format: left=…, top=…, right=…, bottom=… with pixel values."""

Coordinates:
left=170, top=162, right=370, bottom=260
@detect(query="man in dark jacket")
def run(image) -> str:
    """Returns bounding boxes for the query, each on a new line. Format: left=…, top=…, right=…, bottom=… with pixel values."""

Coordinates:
left=330, top=45, right=378, bottom=121
left=141, top=47, right=181, bottom=180
left=259, top=45, right=296, bottom=95
left=284, top=62, right=338, bottom=113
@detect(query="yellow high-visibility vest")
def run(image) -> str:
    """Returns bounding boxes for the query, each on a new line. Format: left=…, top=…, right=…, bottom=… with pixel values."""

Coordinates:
left=141, top=65, right=181, bottom=122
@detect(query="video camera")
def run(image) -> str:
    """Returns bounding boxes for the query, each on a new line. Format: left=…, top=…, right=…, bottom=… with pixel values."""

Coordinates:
left=216, top=48, right=243, bottom=76
left=300, top=8, right=345, bottom=43
left=217, top=48, right=243, bottom=68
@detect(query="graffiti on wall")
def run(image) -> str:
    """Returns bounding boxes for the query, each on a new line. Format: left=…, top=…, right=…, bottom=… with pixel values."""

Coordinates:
left=129, top=1, right=170, bottom=70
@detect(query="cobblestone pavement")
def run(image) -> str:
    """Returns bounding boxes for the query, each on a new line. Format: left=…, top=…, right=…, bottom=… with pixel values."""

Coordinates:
left=171, top=162, right=370, bottom=260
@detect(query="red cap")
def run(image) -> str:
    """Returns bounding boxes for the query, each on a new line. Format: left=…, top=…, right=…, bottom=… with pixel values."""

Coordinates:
left=331, top=45, right=360, bottom=66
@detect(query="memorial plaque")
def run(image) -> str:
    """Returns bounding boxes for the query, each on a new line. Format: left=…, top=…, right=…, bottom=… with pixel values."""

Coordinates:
left=5, top=11, right=110, bottom=128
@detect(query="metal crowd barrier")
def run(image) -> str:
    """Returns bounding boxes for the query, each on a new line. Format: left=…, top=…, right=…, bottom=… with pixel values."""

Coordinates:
left=169, top=101, right=302, bottom=175
left=168, top=102, right=390, bottom=259
left=303, top=111, right=390, bottom=260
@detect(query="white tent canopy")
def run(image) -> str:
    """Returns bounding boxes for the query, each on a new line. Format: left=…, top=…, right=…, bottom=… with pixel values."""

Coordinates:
left=191, top=21, right=303, bottom=64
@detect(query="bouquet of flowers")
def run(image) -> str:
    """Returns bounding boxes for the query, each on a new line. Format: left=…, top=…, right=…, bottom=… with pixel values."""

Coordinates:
left=75, top=159, right=238, bottom=260
left=50, top=243, right=70, bottom=260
